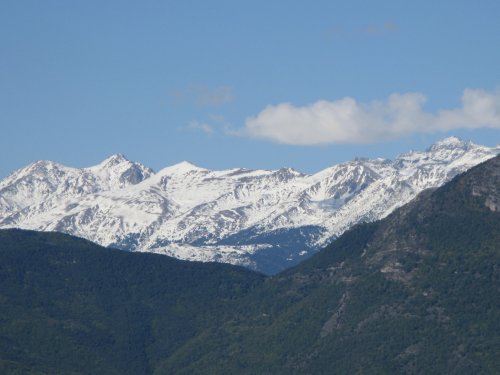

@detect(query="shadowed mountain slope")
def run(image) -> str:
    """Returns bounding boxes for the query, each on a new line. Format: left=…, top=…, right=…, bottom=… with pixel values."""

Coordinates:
left=0, top=155, right=499, bottom=374
left=159, top=155, right=500, bottom=374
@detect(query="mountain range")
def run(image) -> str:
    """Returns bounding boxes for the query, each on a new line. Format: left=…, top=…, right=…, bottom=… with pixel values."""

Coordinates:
left=1, top=136, right=499, bottom=274
left=1, top=153, right=498, bottom=374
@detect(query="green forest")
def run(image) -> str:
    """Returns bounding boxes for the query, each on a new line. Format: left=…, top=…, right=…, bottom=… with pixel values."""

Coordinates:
left=1, top=156, right=499, bottom=374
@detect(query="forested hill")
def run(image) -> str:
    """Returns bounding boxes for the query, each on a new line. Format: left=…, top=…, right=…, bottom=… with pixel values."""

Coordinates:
left=1, top=154, right=499, bottom=374
left=156, top=154, right=500, bottom=374
left=0, top=229, right=263, bottom=375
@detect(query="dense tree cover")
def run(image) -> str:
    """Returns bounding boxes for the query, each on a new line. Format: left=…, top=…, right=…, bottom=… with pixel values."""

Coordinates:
left=0, top=230, right=263, bottom=374
left=1, top=156, right=499, bottom=374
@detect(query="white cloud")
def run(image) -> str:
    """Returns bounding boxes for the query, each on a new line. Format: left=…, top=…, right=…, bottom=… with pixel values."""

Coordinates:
left=187, top=121, right=214, bottom=134
left=240, top=89, right=500, bottom=145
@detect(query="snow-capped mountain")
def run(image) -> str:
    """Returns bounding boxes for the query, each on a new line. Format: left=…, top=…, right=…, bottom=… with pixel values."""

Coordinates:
left=0, top=154, right=153, bottom=221
left=0, top=137, right=498, bottom=273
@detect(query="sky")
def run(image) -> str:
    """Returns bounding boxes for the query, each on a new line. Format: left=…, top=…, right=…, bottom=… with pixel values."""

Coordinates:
left=1, top=0, right=500, bottom=178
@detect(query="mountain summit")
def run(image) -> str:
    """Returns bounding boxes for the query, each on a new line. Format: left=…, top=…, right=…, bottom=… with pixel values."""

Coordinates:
left=0, top=138, right=498, bottom=273
left=0, top=154, right=498, bottom=374
left=170, top=154, right=500, bottom=374
left=428, top=135, right=468, bottom=149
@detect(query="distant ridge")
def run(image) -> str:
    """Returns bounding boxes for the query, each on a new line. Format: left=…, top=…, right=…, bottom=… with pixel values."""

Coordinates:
left=0, top=154, right=498, bottom=374
left=0, top=137, right=499, bottom=273
left=168, top=151, right=500, bottom=374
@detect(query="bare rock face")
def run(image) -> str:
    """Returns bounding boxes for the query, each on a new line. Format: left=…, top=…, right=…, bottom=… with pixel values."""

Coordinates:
left=468, top=156, right=500, bottom=212
left=349, top=154, right=500, bottom=287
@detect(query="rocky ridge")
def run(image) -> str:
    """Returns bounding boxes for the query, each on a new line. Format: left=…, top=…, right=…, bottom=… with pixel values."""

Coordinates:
left=0, top=137, right=498, bottom=273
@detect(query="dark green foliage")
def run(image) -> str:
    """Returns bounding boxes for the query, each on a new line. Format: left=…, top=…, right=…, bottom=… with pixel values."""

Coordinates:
left=0, top=230, right=263, bottom=375
left=1, top=155, right=499, bottom=374
left=157, top=156, right=500, bottom=374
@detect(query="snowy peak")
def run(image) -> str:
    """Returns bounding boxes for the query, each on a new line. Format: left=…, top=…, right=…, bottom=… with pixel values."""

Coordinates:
left=4, top=160, right=72, bottom=182
left=95, top=153, right=130, bottom=168
left=27, top=159, right=65, bottom=172
left=87, top=154, right=154, bottom=189
left=0, top=137, right=499, bottom=273
left=0, top=156, right=155, bottom=218
left=271, top=167, right=304, bottom=182
left=396, top=137, right=488, bottom=168
left=428, top=136, right=469, bottom=151
left=158, top=161, right=206, bottom=175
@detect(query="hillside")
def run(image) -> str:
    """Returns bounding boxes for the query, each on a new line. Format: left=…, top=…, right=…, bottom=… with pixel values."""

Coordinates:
left=0, top=155, right=499, bottom=374
left=0, top=230, right=262, bottom=375
left=158, top=155, right=500, bottom=374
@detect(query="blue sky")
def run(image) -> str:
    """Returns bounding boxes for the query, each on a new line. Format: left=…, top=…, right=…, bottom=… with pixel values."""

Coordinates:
left=1, top=0, right=500, bottom=178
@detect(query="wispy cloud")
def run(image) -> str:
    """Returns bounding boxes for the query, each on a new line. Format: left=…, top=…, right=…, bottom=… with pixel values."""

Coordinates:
left=184, top=114, right=233, bottom=136
left=237, top=88, right=500, bottom=145
left=198, top=86, right=233, bottom=106
left=170, top=85, right=233, bottom=107
left=209, top=114, right=234, bottom=131
left=187, top=121, right=214, bottom=135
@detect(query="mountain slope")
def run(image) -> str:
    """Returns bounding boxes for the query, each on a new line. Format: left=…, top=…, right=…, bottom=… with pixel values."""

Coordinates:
left=0, top=137, right=498, bottom=273
left=0, top=229, right=262, bottom=375
left=0, top=154, right=499, bottom=374
left=0, top=154, right=153, bottom=220
left=160, top=154, right=500, bottom=374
